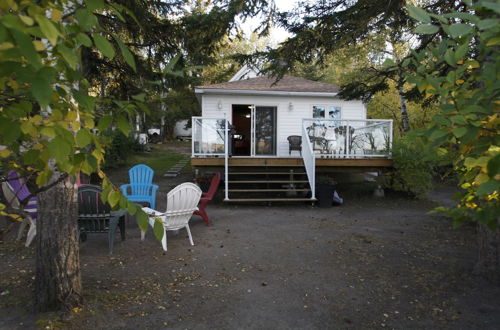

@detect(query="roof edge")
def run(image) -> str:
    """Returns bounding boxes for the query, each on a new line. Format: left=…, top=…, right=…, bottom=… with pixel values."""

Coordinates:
left=194, top=88, right=339, bottom=98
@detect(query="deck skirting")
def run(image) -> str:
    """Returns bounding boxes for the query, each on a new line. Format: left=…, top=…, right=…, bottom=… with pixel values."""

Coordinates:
left=191, top=157, right=393, bottom=168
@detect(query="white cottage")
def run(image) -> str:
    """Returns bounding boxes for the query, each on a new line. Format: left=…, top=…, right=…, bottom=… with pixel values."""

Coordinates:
left=192, top=74, right=393, bottom=202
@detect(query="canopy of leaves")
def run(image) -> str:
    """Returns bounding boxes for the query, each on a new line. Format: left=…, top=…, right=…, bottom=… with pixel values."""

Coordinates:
left=405, top=1, right=500, bottom=229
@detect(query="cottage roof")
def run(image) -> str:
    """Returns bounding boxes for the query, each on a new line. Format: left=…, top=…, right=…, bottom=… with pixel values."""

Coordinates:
left=197, top=75, right=340, bottom=94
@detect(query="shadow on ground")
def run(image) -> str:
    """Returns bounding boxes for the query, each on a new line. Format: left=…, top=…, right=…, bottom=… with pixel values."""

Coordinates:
left=1, top=186, right=500, bottom=329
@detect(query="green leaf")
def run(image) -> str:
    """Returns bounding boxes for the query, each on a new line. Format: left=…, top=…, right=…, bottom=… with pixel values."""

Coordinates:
left=0, top=119, right=20, bottom=144
left=75, top=9, right=98, bottom=31
left=482, top=1, right=500, bottom=14
left=9, top=28, right=42, bottom=69
left=76, top=32, right=92, bottom=47
left=487, top=154, right=500, bottom=178
left=407, top=5, right=431, bottom=23
left=460, top=127, right=479, bottom=144
left=153, top=219, right=164, bottom=241
left=57, top=44, right=78, bottom=69
left=85, top=0, right=105, bottom=11
left=382, top=58, right=395, bottom=66
left=73, top=90, right=95, bottom=111
left=443, top=12, right=479, bottom=23
left=127, top=201, right=137, bottom=215
left=31, top=75, right=52, bottom=108
left=136, top=210, right=149, bottom=232
left=477, top=19, right=499, bottom=30
left=108, top=190, right=120, bottom=208
left=447, top=23, right=473, bottom=38
left=452, top=127, right=467, bottom=138
left=450, top=115, right=467, bottom=125
left=463, top=105, right=488, bottom=114
left=48, top=137, right=71, bottom=163
left=477, top=180, right=499, bottom=196
left=98, top=115, right=112, bottom=131
left=454, top=42, right=468, bottom=61
left=76, top=129, right=92, bottom=147
left=414, top=24, right=439, bottom=34
left=40, top=127, right=56, bottom=138
left=132, top=93, right=145, bottom=102
left=92, top=33, right=115, bottom=59
left=429, top=129, right=449, bottom=140
left=117, top=115, right=130, bottom=135
left=444, top=48, right=456, bottom=66
left=34, top=14, right=60, bottom=46
left=113, top=34, right=136, bottom=71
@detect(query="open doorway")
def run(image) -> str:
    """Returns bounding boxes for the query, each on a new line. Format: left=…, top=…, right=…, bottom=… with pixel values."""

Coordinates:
left=232, top=104, right=252, bottom=156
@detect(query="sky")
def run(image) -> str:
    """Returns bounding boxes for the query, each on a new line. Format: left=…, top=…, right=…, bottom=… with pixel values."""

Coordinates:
left=238, top=0, right=298, bottom=44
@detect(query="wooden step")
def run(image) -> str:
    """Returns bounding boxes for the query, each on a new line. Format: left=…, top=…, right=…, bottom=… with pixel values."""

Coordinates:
left=228, top=180, right=309, bottom=184
left=226, top=188, right=311, bottom=192
left=224, top=198, right=316, bottom=202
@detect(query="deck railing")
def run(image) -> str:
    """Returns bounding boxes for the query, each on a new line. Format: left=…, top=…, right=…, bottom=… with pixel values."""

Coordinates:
left=301, top=121, right=316, bottom=200
left=191, top=116, right=230, bottom=200
left=303, top=119, right=393, bottom=158
left=192, top=117, right=228, bottom=156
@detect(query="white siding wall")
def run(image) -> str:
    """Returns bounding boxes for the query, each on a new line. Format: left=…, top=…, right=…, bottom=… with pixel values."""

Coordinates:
left=200, top=93, right=366, bottom=157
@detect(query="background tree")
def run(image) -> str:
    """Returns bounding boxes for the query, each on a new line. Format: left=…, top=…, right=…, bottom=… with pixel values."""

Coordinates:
left=404, top=1, right=499, bottom=281
left=0, top=0, right=274, bottom=312
left=259, top=0, right=465, bottom=132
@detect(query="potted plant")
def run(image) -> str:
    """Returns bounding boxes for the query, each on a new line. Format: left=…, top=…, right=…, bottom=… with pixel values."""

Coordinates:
left=316, top=175, right=337, bottom=208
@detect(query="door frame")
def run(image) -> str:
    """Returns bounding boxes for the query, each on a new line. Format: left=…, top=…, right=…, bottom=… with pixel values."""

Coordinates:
left=250, top=104, right=278, bottom=157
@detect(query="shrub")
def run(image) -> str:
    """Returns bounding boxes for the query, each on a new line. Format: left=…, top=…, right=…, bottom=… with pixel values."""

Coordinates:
left=103, top=130, right=142, bottom=169
left=384, top=133, right=452, bottom=197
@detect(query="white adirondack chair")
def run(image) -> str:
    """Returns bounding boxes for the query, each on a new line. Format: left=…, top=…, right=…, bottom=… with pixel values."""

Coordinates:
left=141, top=182, right=202, bottom=251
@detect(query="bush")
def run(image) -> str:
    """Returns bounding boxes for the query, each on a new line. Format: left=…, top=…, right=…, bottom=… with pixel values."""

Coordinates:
left=384, top=133, right=452, bottom=197
left=103, top=130, right=142, bottom=169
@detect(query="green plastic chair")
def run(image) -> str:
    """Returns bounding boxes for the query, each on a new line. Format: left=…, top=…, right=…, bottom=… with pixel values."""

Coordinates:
left=78, top=185, right=126, bottom=254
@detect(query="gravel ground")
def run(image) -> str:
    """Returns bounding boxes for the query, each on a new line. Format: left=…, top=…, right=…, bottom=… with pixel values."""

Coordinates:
left=1, top=183, right=499, bottom=329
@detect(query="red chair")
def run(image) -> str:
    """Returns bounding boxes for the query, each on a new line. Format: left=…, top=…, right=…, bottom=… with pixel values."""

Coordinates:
left=193, top=172, right=221, bottom=226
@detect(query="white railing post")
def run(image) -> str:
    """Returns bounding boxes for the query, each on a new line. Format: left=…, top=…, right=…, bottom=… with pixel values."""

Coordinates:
left=302, top=120, right=316, bottom=200
left=224, top=119, right=229, bottom=201
left=389, top=119, right=393, bottom=158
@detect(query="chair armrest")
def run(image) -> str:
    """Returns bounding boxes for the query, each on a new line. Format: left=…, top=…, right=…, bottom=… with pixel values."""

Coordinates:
left=120, top=184, right=132, bottom=196
left=121, top=184, right=158, bottom=196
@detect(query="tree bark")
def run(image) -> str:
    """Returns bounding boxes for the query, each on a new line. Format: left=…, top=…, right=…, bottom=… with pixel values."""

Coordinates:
left=397, top=85, right=410, bottom=132
left=474, top=222, right=500, bottom=283
left=35, top=176, right=82, bottom=312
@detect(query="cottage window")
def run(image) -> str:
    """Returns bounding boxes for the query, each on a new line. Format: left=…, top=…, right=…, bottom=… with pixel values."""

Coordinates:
left=313, top=105, right=341, bottom=126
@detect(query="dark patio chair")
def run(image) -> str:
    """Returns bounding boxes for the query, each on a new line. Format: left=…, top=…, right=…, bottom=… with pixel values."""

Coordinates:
left=287, top=135, right=302, bottom=155
left=78, top=185, right=126, bottom=254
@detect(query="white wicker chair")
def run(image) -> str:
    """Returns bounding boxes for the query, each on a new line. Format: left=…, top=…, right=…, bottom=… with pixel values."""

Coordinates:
left=141, top=182, right=202, bottom=251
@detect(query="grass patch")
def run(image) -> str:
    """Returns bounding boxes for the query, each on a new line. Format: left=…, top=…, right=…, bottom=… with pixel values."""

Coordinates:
left=126, top=145, right=186, bottom=175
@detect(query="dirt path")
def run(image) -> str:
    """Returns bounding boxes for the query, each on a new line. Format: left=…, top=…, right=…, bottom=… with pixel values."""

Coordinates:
left=1, top=186, right=499, bottom=329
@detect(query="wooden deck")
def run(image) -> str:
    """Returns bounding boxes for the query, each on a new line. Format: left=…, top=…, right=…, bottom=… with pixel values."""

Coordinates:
left=191, top=157, right=393, bottom=172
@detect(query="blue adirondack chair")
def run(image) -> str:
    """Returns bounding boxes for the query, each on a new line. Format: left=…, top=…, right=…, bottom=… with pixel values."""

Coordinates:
left=120, top=164, right=159, bottom=209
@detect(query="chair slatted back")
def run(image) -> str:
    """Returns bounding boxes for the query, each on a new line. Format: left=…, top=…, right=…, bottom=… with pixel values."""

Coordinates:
left=205, top=172, right=221, bottom=199
left=4, top=171, right=37, bottom=220
left=7, top=170, right=31, bottom=202
left=163, top=183, right=202, bottom=228
left=128, top=164, right=154, bottom=195
left=78, top=185, right=111, bottom=232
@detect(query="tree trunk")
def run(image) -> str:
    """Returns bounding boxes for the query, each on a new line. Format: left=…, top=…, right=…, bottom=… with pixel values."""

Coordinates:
left=35, top=176, right=82, bottom=312
left=397, top=85, right=410, bottom=132
left=474, top=222, right=500, bottom=283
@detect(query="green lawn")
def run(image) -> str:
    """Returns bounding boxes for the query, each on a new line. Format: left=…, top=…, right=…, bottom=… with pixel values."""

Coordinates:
left=126, top=145, right=187, bottom=175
